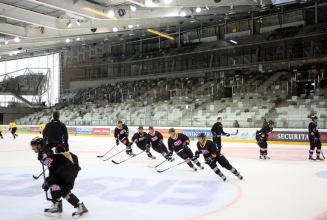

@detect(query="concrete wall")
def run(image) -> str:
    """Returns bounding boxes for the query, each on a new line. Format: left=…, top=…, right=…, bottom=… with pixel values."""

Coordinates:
left=0, top=107, right=39, bottom=124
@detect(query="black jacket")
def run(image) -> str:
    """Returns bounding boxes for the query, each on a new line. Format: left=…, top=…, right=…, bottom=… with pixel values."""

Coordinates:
left=168, top=133, right=190, bottom=153
left=211, top=122, right=226, bottom=137
left=146, top=131, right=163, bottom=146
left=131, top=132, right=147, bottom=145
left=196, top=139, right=219, bottom=159
left=43, top=119, right=69, bottom=151
left=257, top=125, right=273, bottom=141
left=308, top=122, right=320, bottom=140
left=114, top=124, right=129, bottom=141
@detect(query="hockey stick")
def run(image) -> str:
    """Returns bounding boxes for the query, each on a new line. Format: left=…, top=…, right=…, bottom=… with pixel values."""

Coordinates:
left=321, top=149, right=325, bottom=159
left=156, top=161, right=187, bottom=173
left=97, top=145, right=116, bottom=158
left=102, top=149, right=126, bottom=162
left=33, top=167, right=48, bottom=179
left=229, top=130, right=238, bottom=136
left=147, top=148, right=184, bottom=169
left=41, top=163, right=52, bottom=201
left=112, top=151, right=145, bottom=165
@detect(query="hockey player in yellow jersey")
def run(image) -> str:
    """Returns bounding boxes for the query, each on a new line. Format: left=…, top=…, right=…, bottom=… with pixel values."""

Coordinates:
left=40, top=122, right=46, bottom=134
left=0, top=124, right=3, bottom=139
left=9, top=121, right=18, bottom=139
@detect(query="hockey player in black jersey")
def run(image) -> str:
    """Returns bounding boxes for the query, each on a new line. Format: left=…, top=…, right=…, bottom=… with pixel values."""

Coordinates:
left=256, top=120, right=274, bottom=160
left=131, top=126, right=156, bottom=159
left=308, top=116, right=324, bottom=161
left=114, top=120, right=133, bottom=155
left=168, top=128, right=204, bottom=171
left=195, top=133, right=243, bottom=181
left=146, top=126, right=174, bottom=162
left=211, top=117, right=230, bottom=153
left=30, top=137, right=89, bottom=219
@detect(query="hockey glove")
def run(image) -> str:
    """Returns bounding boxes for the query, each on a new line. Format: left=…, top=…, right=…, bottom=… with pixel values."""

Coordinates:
left=205, top=156, right=215, bottom=165
left=226, top=133, right=230, bottom=137
left=212, top=132, right=217, bottom=138
left=42, top=182, right=49, bottom=191
left=194, top=151, right=200, bottom=159
left=116, top=139, right=119, bottom=146
left=125, top=131, right=129, bottom=137
left=39, top=131, right=41, bottom=134
left=257, top=137, right=264, bottom=145
left=313, top=136, right=319, bottom=143
left=159, top=140, right=164, bottom=146
left=37, top=152, right=48, bottom=161
left=182, top=142, right=189, bottom=148
left=168, top=151, right=173, bottom=157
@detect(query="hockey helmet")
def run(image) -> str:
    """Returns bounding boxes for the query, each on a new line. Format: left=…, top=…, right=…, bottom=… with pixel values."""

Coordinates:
left=197, top=132, right=206, bottom=139
left=311, top=116, right=318, bottom=121
left=118, top=120, right=123, bottom=124
left=30, top=137, right=44, bottom=146
left=169, top=128, right=175, bottom=133
left=149, top=126, right=154, bottom=130
left=138, top=126, right=143, bottom=130
left=268, top=120, right=274, bottom=125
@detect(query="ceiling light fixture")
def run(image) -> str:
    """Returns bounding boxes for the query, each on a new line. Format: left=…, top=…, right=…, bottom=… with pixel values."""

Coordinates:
left=107, top=9, right=115, bottom=18
left=230, top=40, right=238, bottom=44
left=67, top=20, right=72, bottom=28
left=113, top=27, right=118, bottom=32
left=76, top=37, right=81, bottom=41
left=66, top=39, right=70, bottom=43
left=196, top=7, right=202, bottom=13
left=206, top=6, right=210, bottom=10
left=5, top=41, right=8, bottom=45
left=76, top=19, right=81, bottom=26
left=136, top=24, right=139, bottom=27
left=9, top=53, right=12, bottom=56
left=180, top=11, right=186, bottom=17
left=128, top=25, right=134, bottom=29
left=229, top=5, right=236, bottom=15
left=14, top=37, right=20, bottom=42
left=130, top=5, right=136, bottom=12
left=190, top=15, right=198, bottom=23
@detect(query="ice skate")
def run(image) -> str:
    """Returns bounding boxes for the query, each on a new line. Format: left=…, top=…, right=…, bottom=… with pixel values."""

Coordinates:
left=147, top=152, right=156, bottom=159
left=192, top=166, right=197, bottom=172
left=44, top=200, right=62, bottom=218
left=235, top=171, right=243, bottom=180
left=309, top=155, right=316, bottom=161
left=264, top=155, right=270, bottom=160
left=198, top=165, right=205, bottom=170
left=260, top=155, right=264, bottom=160
left=72, top=202, right=89, bottom=219
left=316, top=156, right=324, bottom=161
left=218, top=171, right=227, bottom=181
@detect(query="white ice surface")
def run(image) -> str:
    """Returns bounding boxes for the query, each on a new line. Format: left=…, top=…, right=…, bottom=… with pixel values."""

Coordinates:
left=0, top=134, right=326, bottom=220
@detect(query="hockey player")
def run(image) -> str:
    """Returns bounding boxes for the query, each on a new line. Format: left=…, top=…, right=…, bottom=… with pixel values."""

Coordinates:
left=0, top=124, right=3, bottom=139
left=168, top=128, right=204, bottom=171
left=9, top=121, right=18, bottom=139
left=114, top=120, right=133, bottom=155
left=130, top=126, right=156, bottom=159
left=308, top=116, right=324, bottom=161
left=195, top=133, right=243, bottom=181
left=30, top=137, right=88, bottom=219
left=211, top=117, right=230, bottom=153
left=40, top=122, right=46, bottom=134
left=146, top=126, right=174, bottom=162
left=256, top=120, right=274, bottom=159
left=43, top=111, right=69, bottom=153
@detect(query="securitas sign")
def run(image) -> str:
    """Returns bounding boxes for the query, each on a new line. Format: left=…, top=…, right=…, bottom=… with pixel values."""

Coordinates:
left=183, top=130, right=212, bottom=140
left=92, top=128, right=110, bottom=135
left=268, top=131, right=327, bottom=143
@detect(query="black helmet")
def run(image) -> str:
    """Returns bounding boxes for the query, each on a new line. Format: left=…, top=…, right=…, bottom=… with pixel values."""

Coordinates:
left=30, top=137, right=44, bottom=146
left=169, top=128, right=175, bottom=133
left=118, top=120, right=122, bottom=124
left=311, top=116, right=318, bottom=121
left=197, top=132, right=206, bottom=139
left=149, top=126, right=154, bottom=130
left=268, top=120, right=274, bottom=125
left=138, top=126, right=143, bottom=129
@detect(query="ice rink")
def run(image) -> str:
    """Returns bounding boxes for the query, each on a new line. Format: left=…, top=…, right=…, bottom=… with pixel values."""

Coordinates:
left=0, top=133, right=326, bottom=220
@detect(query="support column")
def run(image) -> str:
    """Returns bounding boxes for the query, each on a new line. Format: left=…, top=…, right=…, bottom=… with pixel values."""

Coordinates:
left=315, top=1, right=318, bottom=24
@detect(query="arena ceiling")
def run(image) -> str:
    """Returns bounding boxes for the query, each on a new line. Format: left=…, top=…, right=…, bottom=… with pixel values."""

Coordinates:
left=0, top=0, right=302, bottom=60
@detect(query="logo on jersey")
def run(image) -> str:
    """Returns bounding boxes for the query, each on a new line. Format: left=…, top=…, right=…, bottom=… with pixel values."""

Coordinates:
left=200, top=149, right=210, bottom=154
left=120, top=129, right=126, bottom=135
left=43, top=158, right=54, bottom=168
left=174, top=139, right=182, bottom=146
left=139, top=137, right=145, bottom=141
left=151, top=136, right=158, bottom=142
